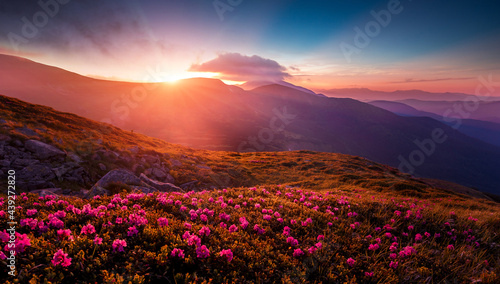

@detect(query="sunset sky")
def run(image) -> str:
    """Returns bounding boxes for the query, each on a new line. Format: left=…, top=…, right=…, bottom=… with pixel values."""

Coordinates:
left=1, top=0, right=499, bottom=94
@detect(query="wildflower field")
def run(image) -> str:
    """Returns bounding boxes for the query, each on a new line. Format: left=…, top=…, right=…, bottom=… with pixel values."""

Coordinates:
left=1, top=185, right=499, bottom=283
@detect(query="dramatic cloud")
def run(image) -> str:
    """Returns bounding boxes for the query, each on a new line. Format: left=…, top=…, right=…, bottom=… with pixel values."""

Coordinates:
left=189, top=53, right=291, bottom=82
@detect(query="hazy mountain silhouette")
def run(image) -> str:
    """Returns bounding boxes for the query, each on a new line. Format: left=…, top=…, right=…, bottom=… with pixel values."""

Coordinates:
left=395, top=99, right=500, bottom=124
left=318, top=88, right=493, bottom=102
left=369, top=100, right=500, bottom=147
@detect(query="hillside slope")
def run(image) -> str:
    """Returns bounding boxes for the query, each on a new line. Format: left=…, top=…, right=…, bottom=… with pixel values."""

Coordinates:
left=0, top=94, right=494, bottom=202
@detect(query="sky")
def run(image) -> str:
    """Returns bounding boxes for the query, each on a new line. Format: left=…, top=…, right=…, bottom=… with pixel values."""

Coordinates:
left=0, top=0, right=499, bottom=94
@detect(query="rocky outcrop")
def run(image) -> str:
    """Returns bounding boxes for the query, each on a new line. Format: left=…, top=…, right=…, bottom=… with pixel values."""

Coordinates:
left=0, top=126, right=194, bottom=196
left=25, top=139, right=66, bottom=160
left=0, top=138, right=90, bottom=191
left=85, top=169, right=182, bottom=197
left=140, top=173, right=182, bottom=192
left=91, top=169, right=143, bottom=190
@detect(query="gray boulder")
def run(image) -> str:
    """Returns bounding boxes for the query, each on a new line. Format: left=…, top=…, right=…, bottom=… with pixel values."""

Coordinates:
left=91, top=169, right=143, bottom=190
left=30, top=188, right=62, bottom=197
left=18, top=163, right=56, bottom=181
left=17, top=181, right=56, bottom=191
left=25, top=140, right=65, bottom=160
left=52, top=162, right=79, bottom=181
left=151, top=168, right=167, bottom=180
left=140, top=173, right=182, bottom=192
left=0, top=159, right=10, bottom=168
left=67, top=152, right=83, bottom=163
left=86, top=185, right=110, bottom=198
left=170, top=159, right=182, bottom=167
left=132, top=163, right=145, bottom=174
left=165, top=173, right=175, bottom=184
left=130, top=186, right=158, bottom=194
left=0, top=134, right=11, bottom=141
left=143, top=155, right=159, bottom=165
left=12, top=158, right=39, bottom=168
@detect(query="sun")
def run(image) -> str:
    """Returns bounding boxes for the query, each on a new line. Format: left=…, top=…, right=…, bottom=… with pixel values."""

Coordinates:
left=152, top=71, right=220, bottom=84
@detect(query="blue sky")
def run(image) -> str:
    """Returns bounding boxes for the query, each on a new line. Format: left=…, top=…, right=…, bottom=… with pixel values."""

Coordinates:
left=0, top=0, right=499, bottom=93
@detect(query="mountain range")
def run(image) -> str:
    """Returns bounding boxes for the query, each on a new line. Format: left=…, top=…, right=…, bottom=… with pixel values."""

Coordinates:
left=1, top=54, right=500, bottom=194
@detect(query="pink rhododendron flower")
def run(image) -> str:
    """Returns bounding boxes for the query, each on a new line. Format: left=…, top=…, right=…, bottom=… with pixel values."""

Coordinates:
left=415, top=234, right=422, bottom=241
left=26, top=209, right=37, bottom=216
left=196, top=245, right=210, bottom=259
left=94, top=236, right=103, bottom=245
left=127, top=226, right=139, bottom=237
left=293, top=248, right=304, bottom=257
left=187, top=235, right=201, bottom=246
left=57, top=229, right=73, bottom=241
left=48, top=217, right=64, bottom=229
left=52, top=249, right=72, bottom=267
left=219, top=212, right=231, bottom=222
left=308, top=246, right=317, bottom=254
left=447, top=245, right=454, bottom=250
left=286, top=237, right=299, bottom=247
left=389, top=261, right=398, bottom=269
left=200, top=214, right=208, bottom=222
left=171, top=248, right=185, bottom=258
left=112, top=239, right=127, bottom=252
left=81, top=224, right=96, bottom=235
left=6, top=233, right=31, bottom=253
left=229, top=224, right=238, bottom=233
left=239, top=217, right=249, bottom=229
left=158, top=217, right=169, bottom=227
left=347, top=258, right=356, bottom=267
left=0, top=230, right=9, bottom=242
left=365, top=272, right=374, bottom=277
left=219, top=249, right=233, bottom=262
left=283, top=226, right=291, bottom=236
left=254, top=224, right=265, bottom=235
left=199, top=226, right=211, bottom=236
left=20, top=218, right=38, bottom=230
left=368, top=244, right=379, bottom=251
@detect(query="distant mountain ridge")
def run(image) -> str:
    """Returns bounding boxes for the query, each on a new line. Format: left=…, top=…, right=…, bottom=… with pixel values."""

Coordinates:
left=318, top=87, right=497, bottom=102
left=368, top=100, right=500, bottom=147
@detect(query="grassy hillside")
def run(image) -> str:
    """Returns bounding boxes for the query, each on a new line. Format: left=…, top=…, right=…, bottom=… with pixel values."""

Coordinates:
left=0, top=94, right=494, bottom=201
